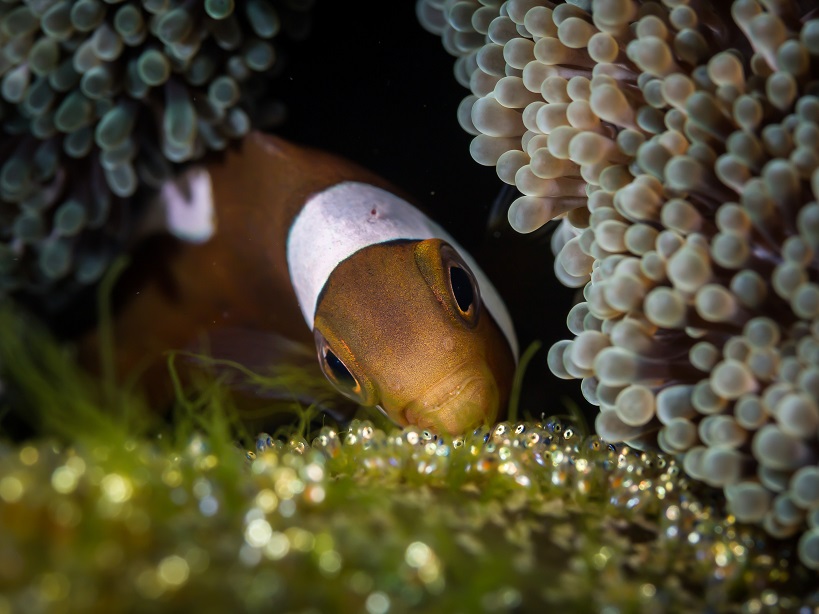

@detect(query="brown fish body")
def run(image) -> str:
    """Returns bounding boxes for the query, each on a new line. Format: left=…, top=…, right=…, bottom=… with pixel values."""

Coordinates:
left=80, top=132, right=517, bottom=434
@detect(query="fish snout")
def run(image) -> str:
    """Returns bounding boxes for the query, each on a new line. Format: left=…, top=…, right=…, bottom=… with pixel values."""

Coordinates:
left=403, top=371, right=500, bottom=435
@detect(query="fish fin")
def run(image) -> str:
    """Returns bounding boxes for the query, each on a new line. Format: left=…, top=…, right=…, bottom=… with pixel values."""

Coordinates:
left=485, top=183, right=520, bottom=239
left=179, top=328, right=355, bottom=421
left=136, top=167, right=217, bottom=244
left=191, top=327, right=316, bottom=372
left=485, top=183, right=558, bottom=244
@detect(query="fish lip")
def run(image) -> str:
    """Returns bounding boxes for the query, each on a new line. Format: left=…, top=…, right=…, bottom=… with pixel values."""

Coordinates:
left=402, top=372, right=492, bottom=432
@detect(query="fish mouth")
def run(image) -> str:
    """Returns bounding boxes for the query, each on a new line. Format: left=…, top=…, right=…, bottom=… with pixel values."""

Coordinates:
left=402, top=370, right=499, bottom=435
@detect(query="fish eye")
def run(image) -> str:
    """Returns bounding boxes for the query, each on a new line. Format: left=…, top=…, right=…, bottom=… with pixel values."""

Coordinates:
left=324, top=349, right=355, bottom=387
left=449, top=265, right=474, bottom=313
left=442, top=247, right=480, bottom=327
left=414, top=240, right=481, bottom=328
left=314, top=329, right=375, bottom=405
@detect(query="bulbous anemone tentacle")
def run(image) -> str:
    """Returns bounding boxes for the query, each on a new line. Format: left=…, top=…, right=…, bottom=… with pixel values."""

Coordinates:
left=421, top=0, right=819, bottom=571
left=0, top=0, right=314, bottom=311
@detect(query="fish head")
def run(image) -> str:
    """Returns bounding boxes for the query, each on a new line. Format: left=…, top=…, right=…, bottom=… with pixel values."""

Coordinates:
left=312, top=238, right=516, bottom=435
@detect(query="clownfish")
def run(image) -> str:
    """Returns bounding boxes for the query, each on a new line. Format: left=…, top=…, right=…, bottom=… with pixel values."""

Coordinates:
left=81, top=132, right=517, bottom=434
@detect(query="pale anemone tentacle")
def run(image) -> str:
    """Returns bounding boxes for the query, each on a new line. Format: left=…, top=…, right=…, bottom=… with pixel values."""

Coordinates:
left=0, top=0, right=313, bottom=310
left=420, top=0, right=819, bottom=571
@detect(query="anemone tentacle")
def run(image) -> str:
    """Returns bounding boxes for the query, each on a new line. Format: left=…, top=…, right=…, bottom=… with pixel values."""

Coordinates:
left=420, top=0, right=819, bottom=571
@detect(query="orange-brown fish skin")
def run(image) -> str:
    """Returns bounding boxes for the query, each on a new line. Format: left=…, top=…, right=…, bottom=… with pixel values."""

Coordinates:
left=315, top=240, right=514, bottom=435
left=78, top=132, right=515, bottom=431
left=78, top=133, right=392, bottom=406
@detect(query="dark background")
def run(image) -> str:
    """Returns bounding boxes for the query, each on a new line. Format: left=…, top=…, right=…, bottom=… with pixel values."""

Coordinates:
left=274, top=2, right=588, bottom=422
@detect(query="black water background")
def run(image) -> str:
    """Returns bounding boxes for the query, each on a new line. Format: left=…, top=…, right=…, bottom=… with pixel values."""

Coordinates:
left=276, top=3, right=589, bottom=425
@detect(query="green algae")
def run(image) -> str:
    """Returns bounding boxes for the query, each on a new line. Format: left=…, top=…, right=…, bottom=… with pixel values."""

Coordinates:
left=0, top=301, right=816, bottom=612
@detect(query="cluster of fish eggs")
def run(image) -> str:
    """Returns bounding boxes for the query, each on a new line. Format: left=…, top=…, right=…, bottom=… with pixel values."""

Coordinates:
left=418, top=0, right=819, bottom=570
left=0, top=0, right=310, bottom=304
left=1, top=368, right=817, bottom=613
left=259, top=417, right=618, bottom=495
left=264, top=417, right=707, bottom=540
left=257, top=417, right=819, bottom=596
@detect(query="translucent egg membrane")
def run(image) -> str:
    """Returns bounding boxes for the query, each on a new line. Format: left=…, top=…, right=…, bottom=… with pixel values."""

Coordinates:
left=419, top=0, right=819, bottom=571
left=0, top=0, right=312, bottom=309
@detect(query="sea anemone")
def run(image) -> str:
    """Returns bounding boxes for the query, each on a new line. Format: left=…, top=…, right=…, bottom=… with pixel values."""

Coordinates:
left=419, top=0, right=819, bottom=570
left=0, top=0, right=311, bottom=312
